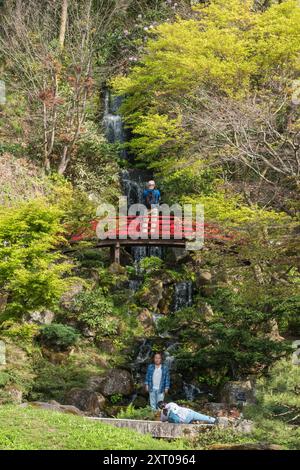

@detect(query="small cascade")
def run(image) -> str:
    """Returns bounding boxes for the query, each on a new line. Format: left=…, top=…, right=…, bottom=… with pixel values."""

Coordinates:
left=128, top=279, right=142, bottom=292
left=164, top=342, right=180, bottom=370
left=173, top=281, right=193, bottom=311
left=183, top=382, right=203, bottom=401
left=102, top=90, right=125, bottom=151
left=121, top=169, right=146, bottom=206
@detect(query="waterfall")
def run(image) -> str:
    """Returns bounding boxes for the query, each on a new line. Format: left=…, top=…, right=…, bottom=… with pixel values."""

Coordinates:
left=102, top=90, right=126, bottom=156
left=173, top=281, right=193, bottom=311
left=183, top=382, right=203, bottom=401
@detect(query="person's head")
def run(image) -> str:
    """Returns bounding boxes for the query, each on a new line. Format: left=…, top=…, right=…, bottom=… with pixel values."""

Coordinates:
left=147, top=180, right=155, bottom=190
left=157, top=401, right=166, bottom=410
left=153, top=352, right=163, bottom=366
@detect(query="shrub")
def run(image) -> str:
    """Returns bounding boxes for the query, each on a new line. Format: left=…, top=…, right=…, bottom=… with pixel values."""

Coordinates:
left=116, top=404, right=156, bottom=421
left=38, top=324, right=80, bottom=351
left=75, top=289, right=119, bottom=337
left=0, top=198, right=72, bottom=317
left=0, top=321, right=40, bottom=343
left=139, top=256, right=163, bottom=274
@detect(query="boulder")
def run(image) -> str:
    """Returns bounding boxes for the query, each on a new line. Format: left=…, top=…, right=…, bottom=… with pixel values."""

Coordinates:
left=267, top=319, right=284, bottom=342
left=6, top=387, right=23, bottom=404
left=220, top=380, right=256, bottom=406
left=21, top=400, right=83, bottom=416
left=25, top=309, right=55, bottom=325
left=200, top=303, right=214, bottom=320
left=196, top=270, right=212, bottom=285
left=138, top=308, right=155, bottom=333
left=65, top=388, right=106, bottom=415
left=60, top=281, right=85, bottom=310
left=108, top=262, right=126, bottom=275
left=41, top=347, right=72, bottom=364
left=96, top=339, right=116, bottom=354
left=98, top=369, right=134, bottom=397
left=140, top=281, right=163, bottom=310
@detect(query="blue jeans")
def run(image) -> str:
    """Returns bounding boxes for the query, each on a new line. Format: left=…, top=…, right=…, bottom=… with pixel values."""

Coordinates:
left=168, top=410, right=216, bottom=424
left=149, top=390, right=164, bottom=410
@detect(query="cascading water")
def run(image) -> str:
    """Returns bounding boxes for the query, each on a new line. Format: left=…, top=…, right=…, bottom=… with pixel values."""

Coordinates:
left=103, top=90, right=126, bottom=152
left=103, top=89, right=200, bottom=402
left=173, top=281, right=193, bottom=312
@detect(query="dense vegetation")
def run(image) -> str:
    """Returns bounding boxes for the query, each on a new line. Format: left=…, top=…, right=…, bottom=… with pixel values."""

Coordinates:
left=0, top=0, right=299, bottom=450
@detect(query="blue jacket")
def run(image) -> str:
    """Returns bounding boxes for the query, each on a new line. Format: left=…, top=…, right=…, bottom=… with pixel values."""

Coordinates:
left=143, top=189, right=161, bottom=207
left=145, top=364, right=170, bottom=393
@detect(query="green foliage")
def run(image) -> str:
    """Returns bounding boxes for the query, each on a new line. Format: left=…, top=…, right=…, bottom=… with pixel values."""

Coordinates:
left=75, top=288, right=119, bottom=337
left=182, top=191, right=288, bottom=226
left=110, top=393, right=123, bottom=405
left=243, top=358, right=300, bottom=449
left=112, top=0, right=300, bottom=160
left=116, top=404, right=156, bottom=421
left=139, top=256, right=163, bottom=274
left=28, top=357, right=100, bottom=402
left=67, top=128, right=121, bottom=204
left=0, top=198, right=72, bottom=317
left=0, top=372, right=10, bottom=387
left=0, top=321, right=40, bottom=343
left=38, top=324, right=80, bottom=352
left=158, top=288, right=290, bottom=386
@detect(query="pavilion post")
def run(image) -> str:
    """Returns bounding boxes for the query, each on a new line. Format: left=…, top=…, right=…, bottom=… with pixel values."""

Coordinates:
left=110, top=242, right=120, bottom=264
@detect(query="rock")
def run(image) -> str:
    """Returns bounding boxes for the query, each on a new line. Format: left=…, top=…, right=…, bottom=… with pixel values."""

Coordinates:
left=60, top=281, right=85, bottom=310
left=6, top=387, right=23, bottom=404
left=25, top=309, right=55, bottom=325
left=86, top=376, right=106, bottom=392
left=140, top=280, right=163, bottom=310
left=82, top=326, right=96, bottom=339
left=0, top=340, right=6, bottom=365
left=98, top=369, right=134, bottom=397
left=65, top=388, right=106, bottom=415
left=234, top=419, right=254, bottom=434
left=41, top=347, right=71, bottom=364
left=96, top=339, right=116, bottom=354
left=200, top=303, right=214, bottom=320
left=138, top=309, right=155, bottom=332
left=204, top=403, right=241, bottom=419
left=108, top=262, right=126, bottom=275
left=21, top=400, right=83, bottom=416
left=221, top=380, right=256, bottom=406
left=170, top=248, right=190, bottom=263
left=268, top=319, right=284, bottom=342
left=197, top=270, right=212, bottom=285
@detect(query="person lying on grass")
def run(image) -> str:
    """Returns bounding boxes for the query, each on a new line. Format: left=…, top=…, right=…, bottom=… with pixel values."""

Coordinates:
left=158, top=401, right=217, bottom=425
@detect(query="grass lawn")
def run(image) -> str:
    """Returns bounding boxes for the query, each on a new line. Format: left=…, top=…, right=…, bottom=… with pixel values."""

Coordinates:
left=0, top=405, right=186, bottom=450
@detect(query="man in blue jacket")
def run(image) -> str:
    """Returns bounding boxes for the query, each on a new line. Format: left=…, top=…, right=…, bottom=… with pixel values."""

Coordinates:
left=143, top=180, right=161, bottom=210
left=145, top=352, right=170, bottom=410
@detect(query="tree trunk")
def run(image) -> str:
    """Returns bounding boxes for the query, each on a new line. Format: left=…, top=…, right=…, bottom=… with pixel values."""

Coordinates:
left=59, top=0, right=68, bottom=49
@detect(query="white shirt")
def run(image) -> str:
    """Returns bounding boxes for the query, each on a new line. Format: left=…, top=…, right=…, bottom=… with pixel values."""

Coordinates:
left=164, top=403, right=190, bottom=422
left=152, top=365, right=162, bottom=390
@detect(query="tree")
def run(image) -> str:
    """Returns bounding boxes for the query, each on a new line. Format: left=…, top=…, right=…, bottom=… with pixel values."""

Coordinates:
left=59, top=0, right=69, bottom=49
left=0, top=0, right=121, bottom=173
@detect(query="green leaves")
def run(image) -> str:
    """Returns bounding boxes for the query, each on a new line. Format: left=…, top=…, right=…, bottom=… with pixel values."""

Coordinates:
left=0, top=199, right=71, bottom=317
